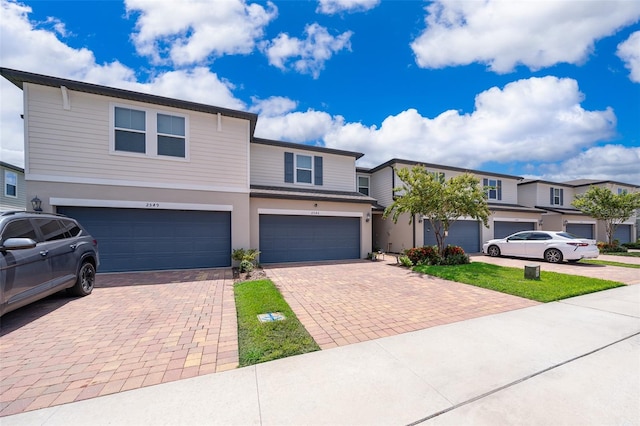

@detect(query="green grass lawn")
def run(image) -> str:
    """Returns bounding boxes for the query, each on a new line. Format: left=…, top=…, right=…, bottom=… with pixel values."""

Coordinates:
left=602, top=251, right=640, bottom=257
left=234, top=279, right=319, bottom=367
left=581, top=259, right=640, bottom=268
left=414, top=262, right=624, bottom=302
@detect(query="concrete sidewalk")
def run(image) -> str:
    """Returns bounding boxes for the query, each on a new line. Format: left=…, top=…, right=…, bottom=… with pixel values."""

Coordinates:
left=4, top=285, right=639, bottom=425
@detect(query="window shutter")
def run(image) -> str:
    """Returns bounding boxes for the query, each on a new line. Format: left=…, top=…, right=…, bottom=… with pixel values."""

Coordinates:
left=497, top=180, right=502, bottom=200
left=284, top=152, right=293, bottom=183
left=560, top=188, right=564, bottom=206
left=314, top=156, right=323, bottom=186
left=483, top=178, right=488, bottom=187
left=550, top=188, right=554, bottom=204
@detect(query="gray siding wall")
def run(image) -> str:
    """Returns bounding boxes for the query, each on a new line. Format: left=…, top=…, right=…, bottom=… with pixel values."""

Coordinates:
left=24, top=83, right=250, bottom=192
left=250, top=143, right=356, bottom=191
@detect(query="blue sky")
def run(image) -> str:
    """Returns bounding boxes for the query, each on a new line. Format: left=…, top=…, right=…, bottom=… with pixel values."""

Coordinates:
left=1, top=0, right=639, bottom=184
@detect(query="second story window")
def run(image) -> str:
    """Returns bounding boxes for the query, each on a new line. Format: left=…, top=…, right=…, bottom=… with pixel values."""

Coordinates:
left=4, top=171, right=17, bottom=197
left=112, top=104, right=188, bottom=160
left=296, top=154, right=313, bottom=184
left=483, top=178, right=502, bottom=200
left=550, top=187, right=563, bottom=205
left=157, top=114, right=186, bottom=158
left=358, top=176, right=369, bottom=195
left=284, top=152, right=323, bottom=186
left=618, top=188, right=628, bottom=195
left=114, top=107, right=146, bottom=154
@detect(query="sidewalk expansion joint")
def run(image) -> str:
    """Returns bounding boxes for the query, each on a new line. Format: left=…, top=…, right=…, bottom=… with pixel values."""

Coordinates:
left=406, top=331, right=640, bottom=426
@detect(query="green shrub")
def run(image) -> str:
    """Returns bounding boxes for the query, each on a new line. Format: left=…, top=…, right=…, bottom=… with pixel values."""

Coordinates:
left=622, top=242, right=640, bottom=249
left=405, top=245, right=440, bottom=265
left=232, top=248, right=261, bottom=265
left=597, top=241, right=628, bottom=253
left=399, top=255, right=413, bottom=267
left=239, top=259, right=254, bottom=273
left=440, top=253, right=470, bottom=265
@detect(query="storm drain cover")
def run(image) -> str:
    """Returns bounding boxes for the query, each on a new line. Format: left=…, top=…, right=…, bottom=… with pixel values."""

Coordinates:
left=258, top=312, right=286, bottom=323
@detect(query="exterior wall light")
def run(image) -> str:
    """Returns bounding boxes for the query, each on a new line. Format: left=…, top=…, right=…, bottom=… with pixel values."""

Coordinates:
left=31, top=196, right=43, bottom=212
left=366, top=212, right=371, bottom=222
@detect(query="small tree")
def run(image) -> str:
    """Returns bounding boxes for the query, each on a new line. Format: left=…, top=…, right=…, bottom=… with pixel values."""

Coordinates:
left=572, top=186, right=640, bottom=245
left=383, top=166, right=490, bottom=256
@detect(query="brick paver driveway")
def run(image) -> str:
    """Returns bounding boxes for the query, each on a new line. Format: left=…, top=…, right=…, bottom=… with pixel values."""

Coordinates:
left=266, top=258, right=539, bottom=350
left=0, top=269, right=237, bottom=417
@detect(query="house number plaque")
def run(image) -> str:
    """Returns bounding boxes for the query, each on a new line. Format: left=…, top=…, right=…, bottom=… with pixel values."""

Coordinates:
left=145, top=202, right=160, bottom=208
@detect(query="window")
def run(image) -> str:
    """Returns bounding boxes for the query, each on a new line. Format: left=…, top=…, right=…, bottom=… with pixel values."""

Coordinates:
left=284, top=152, right=323, bottom=186
left=112, top=104, right=188, bottom=159
left=114, top=107, right=146, bottom=153
left=483, top=178, right=502, bottom=200
left=33, top=219, right=68, bottom=241
left=429, top=171, right=445, bottom=183
left=618, top=188, right=628, bottom=195
left=1, top=219, right=37, bottom=242
left=550, top=187, right=563, bottom=205
left=4, top=171, right=17, bottom=197
left=296, top=154, right=313, bottom=184
left=157, top=113, right=185, bottom=158
left=358, top=176, right=369, bottom=196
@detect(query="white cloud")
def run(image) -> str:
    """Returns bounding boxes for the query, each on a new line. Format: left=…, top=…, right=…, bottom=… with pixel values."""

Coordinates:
left=0, top=0, right=246, bottom=167
left=537, top=145, right=640, bottom=184
left=262, top=23, right=352, bottom=78
left=254, top=109, right=344, bottom=143
left=322, top=76, right=616, bottom=170
left=126, top=0, right=277, bottom=65
left=617, top=31, right=640, bottom=83
left=316, top=0, right=380, bottom=15
left=411, top=0, right=640, bottom=73
left=249, top=96, right=297, bottom=116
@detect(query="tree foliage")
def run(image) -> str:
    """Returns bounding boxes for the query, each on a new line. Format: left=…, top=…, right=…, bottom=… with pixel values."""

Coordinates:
left=383, top=166, right=490, bottom=255
left=571, top=186, right=640, bottom=244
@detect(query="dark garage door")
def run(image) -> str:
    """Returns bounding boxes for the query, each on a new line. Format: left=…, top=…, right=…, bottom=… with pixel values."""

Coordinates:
left=494, top=221, right=535, bottom=239
left=424, top=220, right=480, bottom=253
left=566, top=223, right=594, bottom=239
left=614, top=225, right=632, bottom=244
left=259, top=215, right=360, bottom=263
left=57, top=207, right=231, bottom=272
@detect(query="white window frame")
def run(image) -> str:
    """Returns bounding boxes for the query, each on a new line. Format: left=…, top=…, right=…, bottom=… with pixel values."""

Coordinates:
left=110, top=103, right=189, bottom=161
left=4, top=170, right=17, bottom=198
left=295, top=154, right=313, bottom=185
left=618, top=188, right=628, bottom=195
left=358, top=176, right=369, bottom=195
left=552, top=187, right=563, bottom=205
left=487, top=178, right=498, bottom=200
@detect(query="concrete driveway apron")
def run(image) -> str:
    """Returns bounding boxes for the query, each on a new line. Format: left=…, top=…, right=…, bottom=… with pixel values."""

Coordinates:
left=266, top=258, right=538, bottom=350
left=0, top=269, right=238, bottom=417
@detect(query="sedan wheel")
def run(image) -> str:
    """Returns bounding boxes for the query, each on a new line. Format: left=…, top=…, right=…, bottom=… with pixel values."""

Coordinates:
left=544, top=249, right=563, bottom=264
left=68, top=262, right=95, bottom=296
left=487, top=245, right=501, bottom=257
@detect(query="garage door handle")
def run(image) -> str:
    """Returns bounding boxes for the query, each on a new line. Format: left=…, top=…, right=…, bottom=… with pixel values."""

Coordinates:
left=40, top=250, right=49, bottom=257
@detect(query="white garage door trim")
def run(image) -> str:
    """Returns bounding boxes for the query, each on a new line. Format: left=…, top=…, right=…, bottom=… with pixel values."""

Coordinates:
left=51, top=197, right=233, bottom=212
left=258, top=208, right=363, bottom=218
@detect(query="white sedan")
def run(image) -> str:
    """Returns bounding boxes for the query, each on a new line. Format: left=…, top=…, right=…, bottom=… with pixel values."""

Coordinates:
left=482, top=231, right=599, bottom=263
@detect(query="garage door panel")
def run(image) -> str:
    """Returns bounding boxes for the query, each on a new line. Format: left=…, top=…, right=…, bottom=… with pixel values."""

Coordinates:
left=424, top=220, right=480, bottom=253
left=566, top=224, right=594, bottom=239
left=260, top=215, right=360, bottom=263
left=614, top=225, right=632, bottom=244
left=494, top=221, right=535, bottom=239
left=57, top=207, right=231, bottom=272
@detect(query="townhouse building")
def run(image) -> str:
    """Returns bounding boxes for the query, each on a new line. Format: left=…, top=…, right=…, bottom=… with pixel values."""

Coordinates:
left=1, top=161, right=25, bottom=211
left=1, top=67, right=636, bottom=273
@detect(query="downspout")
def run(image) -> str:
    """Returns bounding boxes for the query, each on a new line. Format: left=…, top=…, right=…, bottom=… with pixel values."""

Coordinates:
left=412, top=215, right=416, bottom=248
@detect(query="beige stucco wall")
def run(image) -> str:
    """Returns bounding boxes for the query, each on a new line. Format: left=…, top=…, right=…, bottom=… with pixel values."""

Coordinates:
left=29, top=180, right=251, bottom=249
left=249, top=197, right=372, bottom=260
